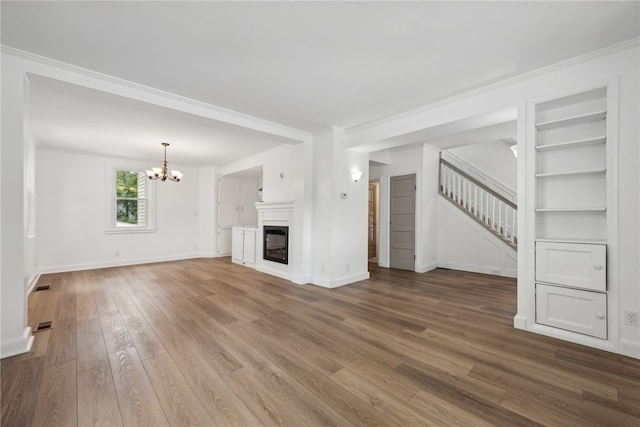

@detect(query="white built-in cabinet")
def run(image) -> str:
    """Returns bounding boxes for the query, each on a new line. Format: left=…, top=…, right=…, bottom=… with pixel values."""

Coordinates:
left=530, top=83, right=616, bottom=340
left=232, top=226, right=257, bottom=267
left=218, top=175, right=262, bottom=255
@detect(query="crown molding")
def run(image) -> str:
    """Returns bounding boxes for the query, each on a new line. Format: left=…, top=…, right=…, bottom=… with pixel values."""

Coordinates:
left=347, top=37, right=640, bottom=135
left=1, top=45, right=313, bottom=143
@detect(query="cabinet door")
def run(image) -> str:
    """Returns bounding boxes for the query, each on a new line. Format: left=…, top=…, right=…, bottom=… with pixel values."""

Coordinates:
left=231, top=228, right=244, bottom=261
left=243, top=229, right=256, bottom=264
left=535, top=241, right=606, bottom=291
left=536, top=284, right=607, bottom=339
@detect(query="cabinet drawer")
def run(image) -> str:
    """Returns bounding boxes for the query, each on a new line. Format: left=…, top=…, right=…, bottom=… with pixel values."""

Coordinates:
left=536, top=284, right=607, bottom=339
left=535, top=241, right=606, bottom=291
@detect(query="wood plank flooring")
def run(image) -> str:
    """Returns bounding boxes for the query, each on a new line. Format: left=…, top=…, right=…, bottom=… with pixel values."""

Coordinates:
left=2, top=258, right=639, bottom=426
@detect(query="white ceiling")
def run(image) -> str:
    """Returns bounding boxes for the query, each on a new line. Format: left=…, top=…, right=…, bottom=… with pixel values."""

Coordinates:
left=2, top=1, right=639, bottom=164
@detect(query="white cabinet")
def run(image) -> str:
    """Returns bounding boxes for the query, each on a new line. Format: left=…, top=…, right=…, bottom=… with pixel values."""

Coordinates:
left=218, top=174, right=261, bottom=255
left=232, top=227, right=257, bottom=267
left=536, top=284, right=607, bottom=339
left=535, top=241, right=606, bottom=292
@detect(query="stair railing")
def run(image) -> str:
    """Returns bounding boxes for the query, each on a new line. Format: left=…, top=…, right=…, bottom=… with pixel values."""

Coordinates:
left=439, top=157, right=517, bottom=249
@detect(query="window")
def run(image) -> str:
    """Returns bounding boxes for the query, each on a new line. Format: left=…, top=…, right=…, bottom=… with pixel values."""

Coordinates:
left=116, top=170, right=147, bottom=227
left=106, top=166, right=155, bottom=233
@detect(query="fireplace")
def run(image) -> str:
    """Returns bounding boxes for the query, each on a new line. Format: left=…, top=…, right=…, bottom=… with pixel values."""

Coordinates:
left=263, top=226, right=289, bottom=264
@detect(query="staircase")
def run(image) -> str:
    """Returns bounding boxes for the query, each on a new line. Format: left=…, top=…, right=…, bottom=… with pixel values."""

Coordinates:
left=439, top=156, right=517, bottom=249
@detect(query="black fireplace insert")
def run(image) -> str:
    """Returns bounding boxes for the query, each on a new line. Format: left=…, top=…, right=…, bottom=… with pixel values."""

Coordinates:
left=263, top=226, right=289, bottom=264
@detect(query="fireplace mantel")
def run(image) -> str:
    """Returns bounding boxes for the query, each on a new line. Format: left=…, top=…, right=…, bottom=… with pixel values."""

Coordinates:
left=255, top=201, right=294, bottom=213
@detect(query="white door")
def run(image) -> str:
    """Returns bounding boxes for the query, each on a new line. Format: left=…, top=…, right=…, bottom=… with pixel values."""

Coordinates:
left=243, top=229, right=257, bottom=264
left=390, top=174, right=415, bottom=270
left=231, top=228, right=244, bottom=262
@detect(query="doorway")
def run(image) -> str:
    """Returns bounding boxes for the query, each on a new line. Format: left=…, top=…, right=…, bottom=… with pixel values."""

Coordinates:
left=368, top=181, right=379, bottom=263
left=390, top=174, right=416, bottom=270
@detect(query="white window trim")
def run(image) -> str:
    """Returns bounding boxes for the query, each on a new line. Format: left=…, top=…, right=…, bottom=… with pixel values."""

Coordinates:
left=105, top=161, right=157, bottom=234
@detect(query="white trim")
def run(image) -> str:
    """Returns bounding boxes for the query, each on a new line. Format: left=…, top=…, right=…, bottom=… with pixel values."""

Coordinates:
left=2, top=46, right=312, bottom=144
left=528, top=323, right=618, bottom=354
left=26, top=271, right=41, bottom=294
left=438, top=262, right=517, bottom=279
left=415, top=262, right=438, bottom=274
left=513, top=314, right=528, bottom=329
left=37, top=253, right=202, bottom=274
left=312, top=272, right=370, bottom=288
left=0, top=327, right=34, bottom=359
left=620, top=339, right=640, bottom=360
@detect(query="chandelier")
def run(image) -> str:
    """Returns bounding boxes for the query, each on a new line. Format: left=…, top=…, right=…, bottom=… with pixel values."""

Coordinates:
left=146, top=142, right=183, bottom=182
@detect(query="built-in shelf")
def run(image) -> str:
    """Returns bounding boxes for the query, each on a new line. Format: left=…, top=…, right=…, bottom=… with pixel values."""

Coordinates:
left=535, top=168, right=606, bottom=178
left=535, top=207, right=606, bottom=212
left=536, top=136, right=606, bottom=151
left=535, top=111, right=606, bottom=131
left=535, top=238, right=607, bottom=245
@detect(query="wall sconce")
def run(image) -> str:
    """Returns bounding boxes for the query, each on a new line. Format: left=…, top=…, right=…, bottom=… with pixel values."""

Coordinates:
left=510, top=145, right=518, bottom=158
left=351, top=170, right=363, bottom=182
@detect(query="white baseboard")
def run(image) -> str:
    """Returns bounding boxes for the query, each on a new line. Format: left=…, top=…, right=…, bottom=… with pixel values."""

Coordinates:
left=513, top=313, right=528, bottom=329
left=290, top=275, right=311, bottom=285
left=620, top=339, right=640, bottom=360
left=438, top=261, right=516, bottom=278
left=26, top=271, right=41, bottom=294
left=1, top=327, right=34, bottom=359
left=38, top=253, right=203, bottom=274
left=416, top=262, right=438, bottom=273
left=312, top=272, right=370, bottom=288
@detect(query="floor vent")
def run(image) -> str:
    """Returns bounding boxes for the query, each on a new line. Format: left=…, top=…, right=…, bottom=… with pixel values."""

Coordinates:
left=34, top=321, right=53, bottom=333
left=34, top=284, right=51, bottom=292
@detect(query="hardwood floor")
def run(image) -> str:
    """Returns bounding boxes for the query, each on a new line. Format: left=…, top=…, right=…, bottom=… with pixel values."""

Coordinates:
left=2, top=258, right=639, bottom=426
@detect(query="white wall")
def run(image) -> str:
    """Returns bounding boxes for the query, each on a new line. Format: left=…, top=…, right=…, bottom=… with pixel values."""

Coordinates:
left=198, top=166, right=217, bottom=256
left=312, top=128, right=369, bottom=287
left=37, top=149, right=202, bottom=271
left=448, top=140, right=517, bottom=193
left=437, top=197, right=517, bottom=277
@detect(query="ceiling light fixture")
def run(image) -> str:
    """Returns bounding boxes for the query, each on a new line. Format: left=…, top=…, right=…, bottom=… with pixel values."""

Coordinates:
left=146, top=142, right=183, bottom=182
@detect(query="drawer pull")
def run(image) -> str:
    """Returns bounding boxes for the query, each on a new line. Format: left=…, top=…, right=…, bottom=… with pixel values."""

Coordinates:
left=594, top=265, right=603, bottom=270
left=596, top=313, right=605, bottom=319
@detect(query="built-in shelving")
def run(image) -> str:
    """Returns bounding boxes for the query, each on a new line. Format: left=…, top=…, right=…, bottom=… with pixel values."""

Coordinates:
left=534, top=89, right=607, bottom=240
left=536, top=136, right=606, bottom=151
left=535, top=207, right=606, bottom=212
left=535, top=111, right=606, bottom=131
left=535, top=168, right=606, bottom=178
left=528, top=83, right=617, bottom=346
